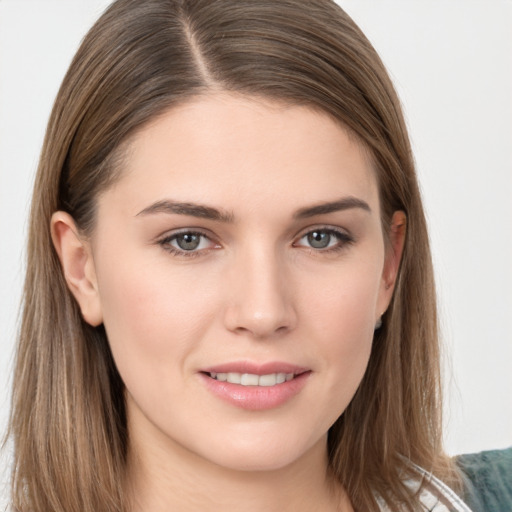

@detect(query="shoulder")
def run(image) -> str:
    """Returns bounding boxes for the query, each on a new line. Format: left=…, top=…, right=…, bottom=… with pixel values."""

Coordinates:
left=455, top=447, right=512, bottom=512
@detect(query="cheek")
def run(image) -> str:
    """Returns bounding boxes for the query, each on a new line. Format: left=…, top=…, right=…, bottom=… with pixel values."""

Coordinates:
left=298, top=258, right=382, bottom=410
left=302, top=255, right=383, bottom=342
left=94, top=253, right=218, bottom=385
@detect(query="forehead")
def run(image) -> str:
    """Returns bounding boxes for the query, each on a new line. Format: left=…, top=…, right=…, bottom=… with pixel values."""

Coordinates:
left=101, top=93, right=379, bottom=218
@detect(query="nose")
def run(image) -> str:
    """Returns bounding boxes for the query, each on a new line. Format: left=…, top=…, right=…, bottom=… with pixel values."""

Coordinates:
left=223, top=246, right=297, bottom=339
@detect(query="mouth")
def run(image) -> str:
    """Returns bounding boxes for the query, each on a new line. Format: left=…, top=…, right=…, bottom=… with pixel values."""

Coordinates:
left=205, top=371, right=300, bottom=387
left=199, top=363, right=311, bottom=410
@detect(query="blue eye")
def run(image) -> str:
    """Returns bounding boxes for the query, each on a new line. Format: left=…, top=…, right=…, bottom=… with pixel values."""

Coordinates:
left=296, top=228, right=353, bottom=251
left=306, top=230, right=333, bottom=249
left=174, top=233, right=203, bottom=251
left=159, top=231, right=216, bottom=255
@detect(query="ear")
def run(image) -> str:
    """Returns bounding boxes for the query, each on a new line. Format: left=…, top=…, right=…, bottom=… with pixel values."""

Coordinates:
left=51, top=211, right=103, bottom=326
left=377, top=210, right=407, bottom=315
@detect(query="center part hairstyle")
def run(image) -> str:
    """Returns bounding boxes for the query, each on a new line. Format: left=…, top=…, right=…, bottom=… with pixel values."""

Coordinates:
left=9, top=1, right=459, bottom=511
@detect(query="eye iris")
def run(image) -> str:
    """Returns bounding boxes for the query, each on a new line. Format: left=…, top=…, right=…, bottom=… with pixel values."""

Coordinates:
left=176, top=233, right=201, bottom=251
left=307, top=231, right=331, bottom=249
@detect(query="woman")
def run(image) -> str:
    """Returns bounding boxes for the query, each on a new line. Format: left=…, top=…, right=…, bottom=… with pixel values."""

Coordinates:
left=6, top=1, right=509, bottom=511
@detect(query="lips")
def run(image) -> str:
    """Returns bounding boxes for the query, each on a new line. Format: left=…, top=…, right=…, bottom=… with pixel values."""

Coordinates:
left=199, top=362, right=311, bottom=410
left=208, top=371, right=295, bottom=386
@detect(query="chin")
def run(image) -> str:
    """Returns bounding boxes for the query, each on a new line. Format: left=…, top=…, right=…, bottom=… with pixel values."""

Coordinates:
left=192, top=430, right=326, bottom=473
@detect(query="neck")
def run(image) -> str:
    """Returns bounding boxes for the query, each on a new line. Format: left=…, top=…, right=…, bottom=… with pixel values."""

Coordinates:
left=125, top=414, right=351, bottom=512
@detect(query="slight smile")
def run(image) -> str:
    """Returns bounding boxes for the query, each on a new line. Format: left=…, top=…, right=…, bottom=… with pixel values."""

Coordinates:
left=208, top=372, right=296, bottom=386
left=200, top=362, right=312, bottom=410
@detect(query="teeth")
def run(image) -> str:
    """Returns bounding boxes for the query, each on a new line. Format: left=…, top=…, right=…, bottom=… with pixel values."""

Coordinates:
left=241, top=373, right=259, bottom=386
left=258, top=374, right=278, bottom=386
left=227, top=372, right=241, bottom=384
left=209, top=372, right=295, bottom=386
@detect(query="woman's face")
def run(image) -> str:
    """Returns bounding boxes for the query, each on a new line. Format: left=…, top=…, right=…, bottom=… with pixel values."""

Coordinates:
left=70, top=94, right=402, bottom=472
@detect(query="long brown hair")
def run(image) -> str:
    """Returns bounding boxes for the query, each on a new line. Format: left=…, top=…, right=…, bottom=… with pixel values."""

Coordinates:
left=8, top=1, right=458, bottom=510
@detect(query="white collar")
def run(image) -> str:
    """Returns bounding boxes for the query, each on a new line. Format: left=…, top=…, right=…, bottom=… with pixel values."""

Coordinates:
left=377, top=463, right=473, bottom=512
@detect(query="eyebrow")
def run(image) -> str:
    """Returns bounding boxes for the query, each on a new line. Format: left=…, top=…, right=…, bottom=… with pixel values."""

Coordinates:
left=136, top=196, right=370, bottom=222
left=136, top=200, right=234, bottom=223
left=293, top=196, right=371, bottom=219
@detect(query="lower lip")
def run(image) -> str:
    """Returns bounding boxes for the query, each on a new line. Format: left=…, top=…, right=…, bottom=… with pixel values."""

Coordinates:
left=199, top=372, right=311, bottom=411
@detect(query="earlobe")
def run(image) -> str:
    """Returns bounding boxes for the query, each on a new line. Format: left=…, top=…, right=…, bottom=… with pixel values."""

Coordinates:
left=50, top=211, right=103, bottom=326
left=379, top=210, right=407, bottom=310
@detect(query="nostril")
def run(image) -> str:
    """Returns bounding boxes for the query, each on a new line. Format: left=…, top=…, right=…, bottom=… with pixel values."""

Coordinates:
left=222, top=263, right=297, bottom=337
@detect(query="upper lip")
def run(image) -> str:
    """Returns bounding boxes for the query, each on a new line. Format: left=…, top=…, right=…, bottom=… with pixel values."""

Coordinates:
left=201, top=361, right=309, bottom=376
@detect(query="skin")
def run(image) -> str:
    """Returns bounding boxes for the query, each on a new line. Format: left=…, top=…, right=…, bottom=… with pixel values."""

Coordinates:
left=52, top=93, right=406, bottom=512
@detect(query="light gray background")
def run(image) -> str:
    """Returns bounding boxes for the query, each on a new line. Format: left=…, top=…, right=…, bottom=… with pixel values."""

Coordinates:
left=1, top=0, right=511, bottom=501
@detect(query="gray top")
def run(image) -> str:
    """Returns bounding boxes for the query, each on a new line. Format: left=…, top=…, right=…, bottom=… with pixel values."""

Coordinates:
left=456, top=447, right=512, bottom=512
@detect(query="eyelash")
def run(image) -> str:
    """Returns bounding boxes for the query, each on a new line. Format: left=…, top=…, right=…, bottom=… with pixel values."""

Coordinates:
left=158, top=230, right=218, bottom=258
left=157, top=227, right=354, bottom=258
left=293, top=227, right=354, bottom=254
